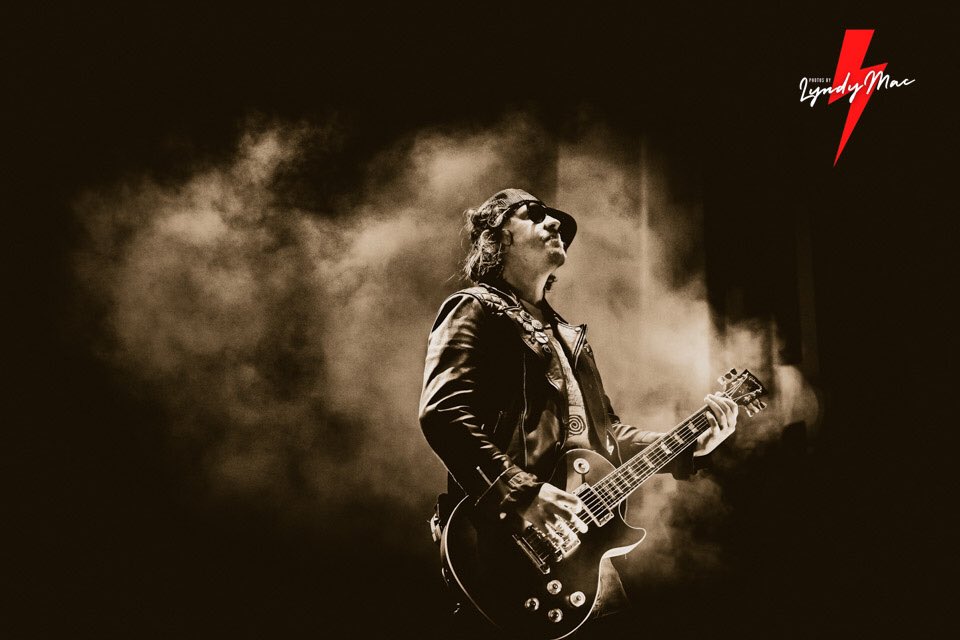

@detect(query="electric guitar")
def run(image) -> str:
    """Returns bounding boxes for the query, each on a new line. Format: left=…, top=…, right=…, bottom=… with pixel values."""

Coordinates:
left=440, top=368, right=767, bottom=639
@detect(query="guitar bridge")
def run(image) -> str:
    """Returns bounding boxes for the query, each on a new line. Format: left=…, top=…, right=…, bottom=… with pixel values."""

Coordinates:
left=512, top=532, right=552, bottom=574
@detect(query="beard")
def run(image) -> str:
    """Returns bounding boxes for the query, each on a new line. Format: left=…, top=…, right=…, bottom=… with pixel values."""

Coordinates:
left=546, top=245, right=566, bottom=267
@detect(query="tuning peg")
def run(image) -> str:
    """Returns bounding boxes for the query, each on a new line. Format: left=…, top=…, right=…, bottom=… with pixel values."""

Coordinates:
left=744, top=405, right=755, bottom=417
left=746, top=400, right=767, bottom=415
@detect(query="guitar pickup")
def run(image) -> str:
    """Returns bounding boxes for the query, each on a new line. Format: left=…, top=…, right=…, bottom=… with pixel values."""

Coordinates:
left=573, top=484, right=613, bottom=527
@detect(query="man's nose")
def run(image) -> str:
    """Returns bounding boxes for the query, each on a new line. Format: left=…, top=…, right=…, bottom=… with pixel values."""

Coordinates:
left=543, top=215, right=561, bottom=232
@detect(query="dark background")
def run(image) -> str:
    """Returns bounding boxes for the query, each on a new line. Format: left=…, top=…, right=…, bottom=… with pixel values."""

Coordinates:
left=8, top=4, right=951, bottom=638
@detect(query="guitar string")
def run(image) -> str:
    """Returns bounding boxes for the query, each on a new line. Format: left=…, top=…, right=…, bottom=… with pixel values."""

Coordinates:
left=599, top=413, right=710, bottom=497
left=538, top=386, right=757, bottom=560
left=577, top=412, right=715, bottom=519
left=577, top=416, right=706, bottom=518
left=532, top=411, right=726, bottom=562
left=535, top=413, right=715, bottom=563
left=585, top=414, right=705, bottom=508
left=596, top=413, right=710, bottom=502
left=573, top=386, right=752, bottom=515
left=598, top=400, right=739, bottom=499
left=587, top=393, right=743, bottom=506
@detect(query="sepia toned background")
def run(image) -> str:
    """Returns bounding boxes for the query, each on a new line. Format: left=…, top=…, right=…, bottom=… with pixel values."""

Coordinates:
left=8, top=4, right=951, bottom=639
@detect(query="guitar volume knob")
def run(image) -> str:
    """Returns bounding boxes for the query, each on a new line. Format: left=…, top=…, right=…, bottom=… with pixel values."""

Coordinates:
left=524, top=597, right=540, bottom=611
left=573, top=458, right=590, bottom=474
left=546, top=579, right=562, bottom=594
left=568, top=591, right=586, bottom=607
left=547, top=608, right=563, bottom=623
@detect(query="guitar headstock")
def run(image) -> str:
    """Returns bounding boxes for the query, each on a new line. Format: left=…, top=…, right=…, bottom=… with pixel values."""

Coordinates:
left=716, top=368, right=768, bottom=417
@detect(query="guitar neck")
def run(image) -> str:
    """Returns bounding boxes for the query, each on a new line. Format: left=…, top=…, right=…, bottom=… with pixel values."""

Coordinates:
left=593, top=407, right=714, bottom=507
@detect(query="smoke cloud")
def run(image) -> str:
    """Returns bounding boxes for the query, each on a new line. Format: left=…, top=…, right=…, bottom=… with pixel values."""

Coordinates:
left=74, top=114, right=817, bottom=579
left=549, top=126, right=818, bottom=582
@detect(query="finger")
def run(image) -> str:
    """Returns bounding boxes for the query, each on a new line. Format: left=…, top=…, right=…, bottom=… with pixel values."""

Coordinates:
left=543, top=523, right=566, bottom=547
left=571, top=514, right=589, bottom=533
left=532, top=502, right=558, bottom=529
left=724, top=396, right=739, bottom=418
left=715, top=395, right=739, bottom=422
left=704, top=396, right=727, bottom=429
left=526, top=513, right=547, bottom=532
left=554, top=518, right=574, bottom=537
left=553, top=519, right=579, bottom=544
left=724, top=408, right=738, bottom=430
left=551, top=489, right=582, bottom=509
left=704, top=408, right=719, bottom=432
left=550, top=503, right=576, bottom=523
left=723, top=397, right=739, bottom=427
left=542, top=483, right=574, bottom=503
left=553, top=496, right=583, bottom=517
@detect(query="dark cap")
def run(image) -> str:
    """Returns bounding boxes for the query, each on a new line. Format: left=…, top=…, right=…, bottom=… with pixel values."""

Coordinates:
left=473, top=188, right=578, bottom=249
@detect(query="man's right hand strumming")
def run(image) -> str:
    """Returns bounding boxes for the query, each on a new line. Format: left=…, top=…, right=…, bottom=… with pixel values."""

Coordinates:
left=517, top=483, right=589, bottom=546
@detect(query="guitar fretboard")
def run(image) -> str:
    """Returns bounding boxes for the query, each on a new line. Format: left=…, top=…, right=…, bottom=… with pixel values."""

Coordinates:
left=591, top=408, right=714, bottom=508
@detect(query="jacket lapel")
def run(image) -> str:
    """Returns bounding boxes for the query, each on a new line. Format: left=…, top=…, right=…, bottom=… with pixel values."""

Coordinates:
left=553, top=321, right=587, bottom=368
left=476, top=284, right=554, bottom=363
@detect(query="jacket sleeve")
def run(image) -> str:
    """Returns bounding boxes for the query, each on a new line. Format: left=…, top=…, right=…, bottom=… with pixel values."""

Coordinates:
left=605, top=395, right=705, bottom=480
left=419, top=294, right=541, bottom=518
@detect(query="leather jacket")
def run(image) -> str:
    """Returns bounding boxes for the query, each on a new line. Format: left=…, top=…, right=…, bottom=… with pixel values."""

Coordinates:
left=419, top=280, right=697, bottom=523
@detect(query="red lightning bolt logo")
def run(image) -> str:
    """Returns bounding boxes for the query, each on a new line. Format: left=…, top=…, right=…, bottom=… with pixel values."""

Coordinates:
left=828, top=30, right=887, bottom=165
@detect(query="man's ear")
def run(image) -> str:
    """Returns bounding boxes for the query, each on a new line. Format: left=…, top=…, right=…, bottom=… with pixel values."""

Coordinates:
left=501, top=229, right=513, bottom=246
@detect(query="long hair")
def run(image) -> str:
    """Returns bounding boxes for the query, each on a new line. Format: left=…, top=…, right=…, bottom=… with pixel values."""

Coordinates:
left=462, top=198, right=511, bottom=283
left=461, top=199, right=556, bottom=291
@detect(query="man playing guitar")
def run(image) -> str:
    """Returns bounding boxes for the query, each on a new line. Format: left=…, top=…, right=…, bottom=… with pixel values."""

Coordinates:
left=419, top=189, right=740, bottom=638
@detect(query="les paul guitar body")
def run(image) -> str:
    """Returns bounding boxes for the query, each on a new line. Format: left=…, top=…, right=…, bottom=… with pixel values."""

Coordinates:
left=441, top=449, right=644, bottom=640
left=439, top=368, right=767, bottom=640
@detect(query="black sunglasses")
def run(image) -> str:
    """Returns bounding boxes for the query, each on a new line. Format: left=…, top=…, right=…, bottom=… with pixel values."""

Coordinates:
left=504, top=200, right=550, bottom=224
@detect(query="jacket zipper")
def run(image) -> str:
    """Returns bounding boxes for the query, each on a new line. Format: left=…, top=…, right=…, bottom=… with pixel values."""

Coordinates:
left=490, top=410, right=504, bottom=435
left=519, top=353, right=528, bottom=467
